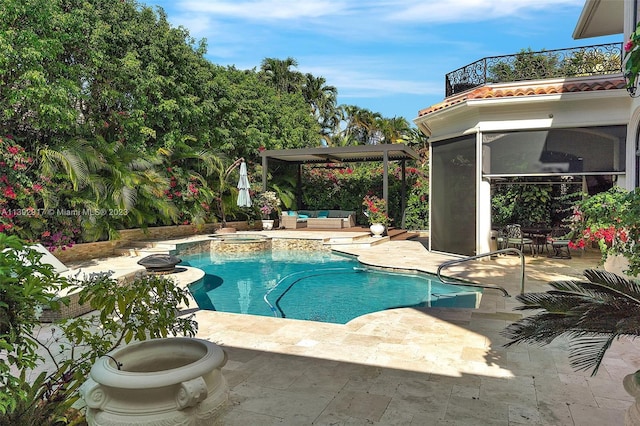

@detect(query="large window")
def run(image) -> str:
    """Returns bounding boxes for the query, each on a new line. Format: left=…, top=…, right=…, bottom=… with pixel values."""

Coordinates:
left=482, top=126, right=626, bottom=177
left=431, top=135, right=476, bottom=256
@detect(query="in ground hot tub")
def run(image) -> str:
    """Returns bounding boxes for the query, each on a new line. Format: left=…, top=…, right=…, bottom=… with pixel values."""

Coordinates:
left=208, top=234, right=271, bottom=253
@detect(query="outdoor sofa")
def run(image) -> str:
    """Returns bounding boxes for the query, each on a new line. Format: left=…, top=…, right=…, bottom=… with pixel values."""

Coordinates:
left=280, top=210, right=356, bottom=229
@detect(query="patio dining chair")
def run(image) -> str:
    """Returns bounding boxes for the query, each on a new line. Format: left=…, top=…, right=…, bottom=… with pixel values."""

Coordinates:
left=546, top=227, right=572, bottom=259
left=505, top=224, right=535, bottom=255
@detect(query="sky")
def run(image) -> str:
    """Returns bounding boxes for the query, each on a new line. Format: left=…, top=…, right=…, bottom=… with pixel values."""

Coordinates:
left=145, top=0, right=622, bottom=125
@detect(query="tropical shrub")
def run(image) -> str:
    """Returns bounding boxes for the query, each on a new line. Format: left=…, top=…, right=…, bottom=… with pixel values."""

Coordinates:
left=300, top=161, right=428, bottom=229
left=568, top=187, right=640, bottom=276
left=0, top=234, right=68, bottom=416
left=255, top=191, right=281, bottom=219
left=362, top=195, right=391, bottom=226
left=0, top=136, right=81, bottom=251
left=491, top=180, right=554, bottom=226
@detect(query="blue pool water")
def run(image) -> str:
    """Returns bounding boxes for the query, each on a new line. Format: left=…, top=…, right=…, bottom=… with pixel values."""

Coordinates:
left=181, top=250, right=481, bottom=324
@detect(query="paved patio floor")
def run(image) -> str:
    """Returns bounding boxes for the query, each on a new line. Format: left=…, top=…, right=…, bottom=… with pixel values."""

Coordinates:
left=64, top=232, right=640, bottom=425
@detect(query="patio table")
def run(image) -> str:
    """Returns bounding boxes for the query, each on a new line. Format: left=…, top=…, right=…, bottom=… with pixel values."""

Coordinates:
left=521, top=227, right=553, bottom=255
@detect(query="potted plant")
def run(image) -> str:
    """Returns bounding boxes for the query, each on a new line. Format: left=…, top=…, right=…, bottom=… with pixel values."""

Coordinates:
left=624, top=20, right=640, bottom=95
left=502, top=269, right=640, bottom=425
left=255, top=190, right=281, bottom=230
left=567, top=187, right=640, bottom=277
left=362, top=195, right=391, bottom=237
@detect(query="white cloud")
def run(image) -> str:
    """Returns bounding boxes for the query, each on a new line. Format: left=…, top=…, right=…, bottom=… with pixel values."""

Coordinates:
left=300, top=61, right=441, bottom=98
left=170, top=0, right=583, bottom=26
left=178, top=0, right=349, bottom=20
left=388, top=0, right=583, bottom=22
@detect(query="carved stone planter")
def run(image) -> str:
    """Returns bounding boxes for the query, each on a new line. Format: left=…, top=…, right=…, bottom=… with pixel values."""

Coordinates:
left=604, top=254, right=633, bottom=279
left=624, top=370, right=640, bottom=425
left=369, top=223, right=385, bottom=238
left=80, top=337, right=228, bottom=425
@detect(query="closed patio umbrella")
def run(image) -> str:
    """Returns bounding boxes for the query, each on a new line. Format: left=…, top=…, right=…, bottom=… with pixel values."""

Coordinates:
left=236, top=160, right=252, bottom=207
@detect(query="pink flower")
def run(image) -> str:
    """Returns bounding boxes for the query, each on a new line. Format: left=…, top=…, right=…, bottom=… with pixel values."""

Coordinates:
left=3, top=186, right=16, bottom=199
left=7, top=146, right=19, bottom=155
left=625, top=40, right=635, bottom=53
left=33, top=183, right=43, bottom=192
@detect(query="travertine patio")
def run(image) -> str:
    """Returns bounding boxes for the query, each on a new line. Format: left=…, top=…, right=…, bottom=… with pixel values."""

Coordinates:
left=63, top=231, right=640, bottom=425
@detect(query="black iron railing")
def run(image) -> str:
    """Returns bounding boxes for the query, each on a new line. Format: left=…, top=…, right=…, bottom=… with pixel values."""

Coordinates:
left=445, top=43, right=623, bottom=97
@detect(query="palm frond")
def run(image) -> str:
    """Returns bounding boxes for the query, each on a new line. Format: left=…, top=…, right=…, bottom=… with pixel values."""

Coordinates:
left=582, top=269, right=640, bottom=302
left=502, top=313, right=578, bottom=346
left=39, top=144, right=90, bottom=191
left=568, top=334, right=616, bottom=375
left=514, top=292, right=593, bottom=312
left=503, top=267, right=640, bottom=377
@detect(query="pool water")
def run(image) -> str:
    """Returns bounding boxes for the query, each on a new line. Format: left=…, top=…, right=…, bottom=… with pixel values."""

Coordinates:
left=181, top=250, right=481, bottom=324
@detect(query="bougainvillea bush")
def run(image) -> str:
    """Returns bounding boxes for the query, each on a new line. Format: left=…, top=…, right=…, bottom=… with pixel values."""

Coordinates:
left=301, top=161, right=428, bottom=229
left=0, top=136, right=81, bottom=251
left=568, top=187, right=640, bottom=276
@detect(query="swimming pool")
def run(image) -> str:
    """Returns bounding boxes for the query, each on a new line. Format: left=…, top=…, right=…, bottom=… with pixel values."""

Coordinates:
left=181, top=250, right=481, bottom=324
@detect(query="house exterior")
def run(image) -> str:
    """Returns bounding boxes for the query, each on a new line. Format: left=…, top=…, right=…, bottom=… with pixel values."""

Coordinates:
left=413, top=0, right=636, bottom=257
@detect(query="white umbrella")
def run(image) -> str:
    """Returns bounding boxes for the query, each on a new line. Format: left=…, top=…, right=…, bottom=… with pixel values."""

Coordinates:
left=236, top=161, right=252, bottom=207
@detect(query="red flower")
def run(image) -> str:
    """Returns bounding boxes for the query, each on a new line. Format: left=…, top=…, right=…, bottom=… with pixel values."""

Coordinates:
left=3, top=186, right=16, bottom=199
left=7, top=146, right=19, bottom=155
left=625, top=40, right=635, bottom=53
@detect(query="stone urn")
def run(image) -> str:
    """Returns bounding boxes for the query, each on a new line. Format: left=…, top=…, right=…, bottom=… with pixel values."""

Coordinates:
left=369, top=223, right=385, bottom=238
left=624, top=370, right=640, bottom=425
left=80, top=337, right=228, bottom=426
left=262, top=219, right=274, bottom=230
left=604, top=254, right=633, bottom=279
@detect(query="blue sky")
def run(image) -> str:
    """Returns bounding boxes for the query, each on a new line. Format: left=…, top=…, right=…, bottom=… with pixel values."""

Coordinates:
left=145, top=0, right=621, bottom=125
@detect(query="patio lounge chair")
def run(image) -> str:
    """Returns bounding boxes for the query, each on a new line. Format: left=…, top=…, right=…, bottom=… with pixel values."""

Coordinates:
left=17, top=244, right=140, bottom=321
left=546, top=228, right=572, bottom=259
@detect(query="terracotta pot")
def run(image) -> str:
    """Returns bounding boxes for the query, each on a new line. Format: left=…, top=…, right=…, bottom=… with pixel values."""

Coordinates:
left=80, top=337, right=228, bottom=425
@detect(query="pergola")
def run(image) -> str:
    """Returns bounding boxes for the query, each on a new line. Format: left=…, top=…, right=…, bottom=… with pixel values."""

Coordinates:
left=259, top=144, right=421, bottom=217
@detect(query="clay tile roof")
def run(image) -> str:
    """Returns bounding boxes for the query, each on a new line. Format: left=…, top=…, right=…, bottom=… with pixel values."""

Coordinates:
left=417, top=76, right=626, bottom=117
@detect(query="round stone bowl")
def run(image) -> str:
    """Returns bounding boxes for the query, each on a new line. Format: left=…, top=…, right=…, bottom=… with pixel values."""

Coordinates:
left=80, top=337, right=228, bottom=425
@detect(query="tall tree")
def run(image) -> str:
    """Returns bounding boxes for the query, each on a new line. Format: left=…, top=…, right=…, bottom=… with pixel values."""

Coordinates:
left=301, top=73, right=340, bottom=146
left=259, top=57, right=303, bottom=94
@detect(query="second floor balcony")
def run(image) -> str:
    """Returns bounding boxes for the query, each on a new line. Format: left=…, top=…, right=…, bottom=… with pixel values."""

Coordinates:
left=445, top=43, right=623, bottom=97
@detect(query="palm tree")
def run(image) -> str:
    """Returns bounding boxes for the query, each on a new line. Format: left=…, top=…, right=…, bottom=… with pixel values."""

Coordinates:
left=502, top=269, right=640, bottom=376
left=259, top=57, right=303, bottom=94
left=342, top=105, right=383, bottom=145
left=377, top=117, right=413, bottom=144
left=40, top=137, right=179, bottom=241
left=301, top=73, right=340, bottom=146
